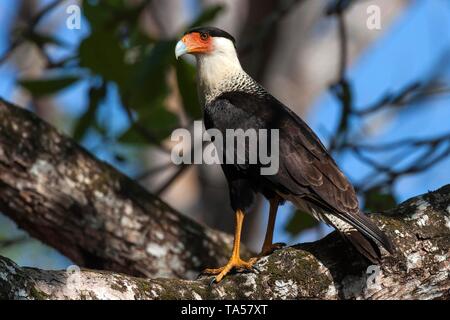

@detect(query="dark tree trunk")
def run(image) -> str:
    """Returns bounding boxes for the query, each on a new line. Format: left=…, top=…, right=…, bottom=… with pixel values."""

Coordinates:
left=0, top=98, right=246, bottom=280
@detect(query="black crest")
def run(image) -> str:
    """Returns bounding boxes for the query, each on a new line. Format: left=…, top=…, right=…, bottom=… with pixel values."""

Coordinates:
left=185, top=26, right=236, bottom=44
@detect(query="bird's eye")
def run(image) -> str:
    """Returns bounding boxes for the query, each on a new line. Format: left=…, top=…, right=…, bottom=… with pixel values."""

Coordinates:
left=200, top=32, right=209, bottom=41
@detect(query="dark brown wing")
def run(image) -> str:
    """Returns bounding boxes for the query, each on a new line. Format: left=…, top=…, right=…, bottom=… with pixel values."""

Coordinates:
left=275, top=104, right=359, bottom=213
left=207, top=91, right=393, bottom=256
left=263, top=95, right=394, bottom=255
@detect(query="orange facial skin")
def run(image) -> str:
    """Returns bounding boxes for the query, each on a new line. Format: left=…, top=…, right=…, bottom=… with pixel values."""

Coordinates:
left=181, top=32, right=213, bottom=54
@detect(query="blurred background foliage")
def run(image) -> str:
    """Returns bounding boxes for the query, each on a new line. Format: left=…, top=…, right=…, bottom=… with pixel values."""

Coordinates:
left=0, top=0, right=449, bottom=269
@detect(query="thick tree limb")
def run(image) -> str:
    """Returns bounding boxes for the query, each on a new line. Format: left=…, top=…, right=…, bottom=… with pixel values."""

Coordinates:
left=0, top=98, right=449, bottom=299
left=0, top=98, right=239, bottom=279
left=1, top=185, right=449, bottom=299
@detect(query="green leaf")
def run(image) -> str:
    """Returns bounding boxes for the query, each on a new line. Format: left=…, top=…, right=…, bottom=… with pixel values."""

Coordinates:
left=125, top=40, right=175, bottom=110
left=19, top=76, right=80, bottom=97
left=118, top=104, right=179, bottom=145
left=82, top=1, right=117, bottom=31
left=128, top=29, right=155, bottom=49
left=176, top=59, right=201, bottom=119
left=79, top=30, right=130, bottom=88
left=118, top=40, right=179, bottom=146
left=117, top=124, right=144, bottom=145
left=72, top=83, right=107, bottom=142
left=83, top=0, right=147, bottom=33
left=284, top=209, right=320, bottom=236
left=103, top=0, right=126, bottom=8
left=364, top=188, right=397, bottom=212
left=189, top=5, right=225, bottom=28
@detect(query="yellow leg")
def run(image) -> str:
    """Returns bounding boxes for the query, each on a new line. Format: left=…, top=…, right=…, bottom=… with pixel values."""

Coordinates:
left=258, top=197, right=285, bottom=256
left=202, top=209, right=255, bottom=283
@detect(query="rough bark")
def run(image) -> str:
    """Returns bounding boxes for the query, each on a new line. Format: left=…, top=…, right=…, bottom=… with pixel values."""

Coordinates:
left=0, top=98, right=240, bottom=280
left=0, top=98, right=449, bottom=300
left=1, top=185, right=449, bottom=299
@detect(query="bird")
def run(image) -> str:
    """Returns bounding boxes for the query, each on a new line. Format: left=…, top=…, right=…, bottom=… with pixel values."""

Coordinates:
left=175, top=26, right=394, bottom=284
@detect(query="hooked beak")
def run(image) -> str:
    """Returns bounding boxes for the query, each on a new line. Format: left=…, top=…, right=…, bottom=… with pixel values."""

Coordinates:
left=175, top=33, right=212, bottom=60
left=175, top=40, right=188, bottom=60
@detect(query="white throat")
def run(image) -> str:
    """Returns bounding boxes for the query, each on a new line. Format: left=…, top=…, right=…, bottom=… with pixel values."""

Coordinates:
left=195, top=37, right=245, bottom=104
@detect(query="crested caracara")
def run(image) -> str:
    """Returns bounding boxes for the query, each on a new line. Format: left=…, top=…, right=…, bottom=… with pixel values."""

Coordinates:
left=175, top=26, right=394, bottom=284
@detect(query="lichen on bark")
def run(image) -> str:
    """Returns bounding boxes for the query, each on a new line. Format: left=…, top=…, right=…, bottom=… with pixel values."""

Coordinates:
left=0, top=99, right=449, bottom=300
left=1, top=185, right=449, bottom=299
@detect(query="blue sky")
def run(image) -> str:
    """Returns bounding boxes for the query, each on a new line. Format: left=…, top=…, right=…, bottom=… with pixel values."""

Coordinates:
left=0, top=0, right=449, bottom=267
left=277, top=0, right=450, bottom=245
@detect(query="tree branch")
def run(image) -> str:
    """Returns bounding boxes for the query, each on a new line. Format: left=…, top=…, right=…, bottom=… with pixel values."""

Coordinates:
left=0, top=98, right=241, bottom=279
left=1, top=184, right=449, bottom=299
left=0, top=98, right=449, bottom=299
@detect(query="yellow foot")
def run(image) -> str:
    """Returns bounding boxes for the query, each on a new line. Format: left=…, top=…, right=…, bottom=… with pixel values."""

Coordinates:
left=201, top=258, right=256, bottom=284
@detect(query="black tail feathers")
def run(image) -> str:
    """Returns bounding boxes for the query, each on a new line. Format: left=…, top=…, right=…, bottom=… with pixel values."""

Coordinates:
left=344, top=231, right=383, bottom=263
left=338, top=212, right=395, bottom=263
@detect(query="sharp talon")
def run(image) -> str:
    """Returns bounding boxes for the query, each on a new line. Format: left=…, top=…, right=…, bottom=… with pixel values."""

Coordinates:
left=203, top=209, right=254, bottom=283
left=209, top=277, right=216, bottom=287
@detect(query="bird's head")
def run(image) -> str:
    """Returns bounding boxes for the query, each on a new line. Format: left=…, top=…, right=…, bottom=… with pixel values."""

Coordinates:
left=175, top=27, right=236, bottom=60
left=175, top=27, right=244, bottom=104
